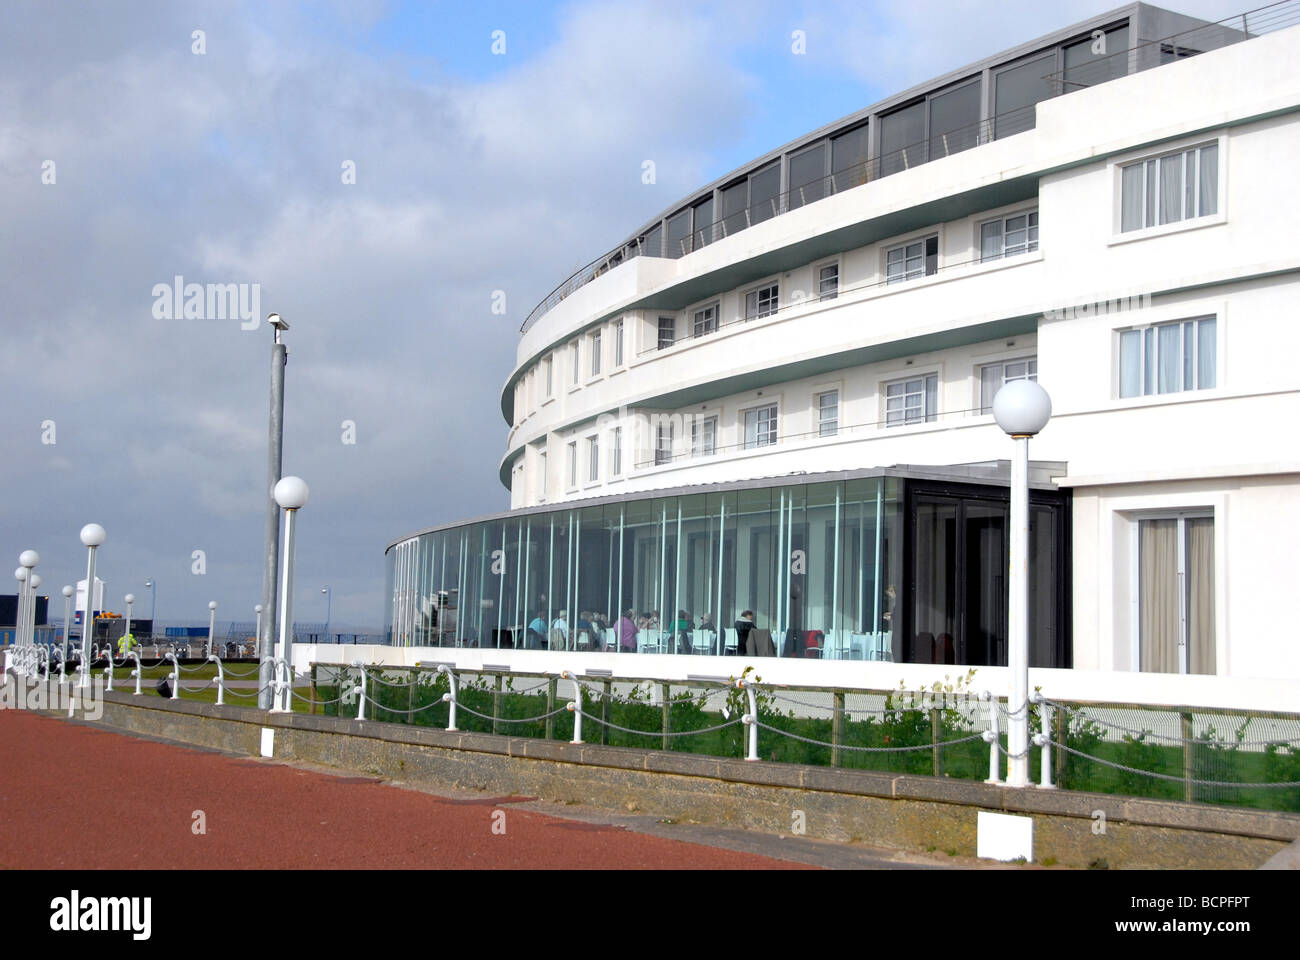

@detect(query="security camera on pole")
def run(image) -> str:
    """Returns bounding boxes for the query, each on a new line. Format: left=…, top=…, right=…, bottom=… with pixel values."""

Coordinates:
left=271, top=476, right=309, bottom=713
left=992, top=379, right=1052, bottom=789
left=79, top=524, right=106, bottom=689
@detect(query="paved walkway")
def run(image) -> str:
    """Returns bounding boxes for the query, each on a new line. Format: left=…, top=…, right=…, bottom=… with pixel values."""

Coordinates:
left=0, top=710, right=823, bottom=869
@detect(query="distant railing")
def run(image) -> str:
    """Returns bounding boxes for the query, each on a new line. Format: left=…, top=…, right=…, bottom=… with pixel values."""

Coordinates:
left=1044, top=0, right=1300, bottom=92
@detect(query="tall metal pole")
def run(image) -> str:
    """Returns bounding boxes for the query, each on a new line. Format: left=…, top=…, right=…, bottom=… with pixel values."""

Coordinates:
left=15, top=569, right=28, bottom=648
left=207, top=601, right=217, bottom=659
left=260, top=323, right=288, bottom=709
left=1007, top=435, right=1030, bottom=787
left=277, top=507, right=299, bottom=711
left=79, top=525, right=106, bottom=689
left=61, top=586, right=73, bottom=664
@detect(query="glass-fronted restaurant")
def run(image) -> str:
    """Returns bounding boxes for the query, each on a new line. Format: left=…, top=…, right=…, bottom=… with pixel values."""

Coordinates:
left=384, top=467, right=1070, bottom=668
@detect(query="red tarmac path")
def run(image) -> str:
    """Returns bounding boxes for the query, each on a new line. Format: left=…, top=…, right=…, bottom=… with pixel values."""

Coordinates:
left=0, top=710, right=808, bottom=869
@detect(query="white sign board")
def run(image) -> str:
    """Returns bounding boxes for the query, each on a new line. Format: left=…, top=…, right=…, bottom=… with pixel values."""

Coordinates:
left=977, top=810, right=1034, bottom=862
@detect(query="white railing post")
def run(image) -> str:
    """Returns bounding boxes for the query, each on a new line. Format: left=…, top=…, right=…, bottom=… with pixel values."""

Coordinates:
left=128, top=651, right=142, bottom=696
left=354, top=661, right=368, bottom=721
left=166, top=652, right=179, bottom=700
left=1032, top=692, right=1055, bottom=789
left=562, top=670, right=583, bottom=744
left=437, top=664, right=459, bottom=732
left=982, top=690, right=1002, bottom=784
left=738, top=678, right=759, bottom=762
left=269, top=657, right=289, bottom=713
left=104, top=653, right=114, bottom=692
left=56, top=650, right=67, bottom=685
left=208, top=653, right=225, bottom=707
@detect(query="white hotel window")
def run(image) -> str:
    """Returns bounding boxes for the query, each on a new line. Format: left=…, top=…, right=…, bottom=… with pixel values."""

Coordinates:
left=566, top=441, right=577, bottom=488
left=1120, top=142, right=1218, bottom=233
left=655, top=421, right=674, bottom=465
left=587, top=435, right=600, bottom=482
left=693, top=302, right=719, bottom=337
left=818, top=263, right=839, bottom=301
left=886, top=235, right=938, bottom=283
left=691, top=416, right=717, bottom=457
left=611, top=426, right=623, bottom=476
left=980, top=211, right=1038, bottom=261
left=614, top=318, right=625, bottom=366
left=744, top=284, right=779, bottom=320
left=1136, top=512, right=1216, bottom=674
left=980, top=357, right=1037, bottom=413
left=658, top=316, right=676, bottom=350
left=885, top=374, right=938, bottom=426
left=816, top=390, right=839, bottom=437
left=570, top=341, right=579, bottom=385
left=743, top=404, right=778, bottom=449
left=1119, top=317, right=1215, bottom=398
left=590, top=330, right=602, bottom=376
left=544, top=355, right=554, bottom=398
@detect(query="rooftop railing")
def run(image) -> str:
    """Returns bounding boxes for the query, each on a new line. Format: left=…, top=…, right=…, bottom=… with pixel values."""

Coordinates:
left=519, top=0, right=1297, bottom=339
left=1045, top=0, right=1300, bottom=92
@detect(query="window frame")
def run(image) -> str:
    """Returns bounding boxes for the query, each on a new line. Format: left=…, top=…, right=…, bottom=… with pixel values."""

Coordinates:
left=743, top=281, right=780, bottom=321
left=654, top=420, right=674, bottom=466
left=741, top=402, right=779, bottom=450
left=586, top=434, right=600, bottom=484
left=569, top=341, right=580, bottom=387
left=1116, top=316, right=1216, bottom=400
left=691, top=301, right=720, bottom=338
left=614, top=318, right=625, bottom=367
left=566, top=440, right=578, bottom=490
left=883, top=372, right=940, bottom=427
left=979, top=209, right=1039, bottom=262
left=611, top=425, right=623, bottom=477
left=816, top=389, right=840, bottom=437
left=1111, top=135, right=1226, bottom=243
left=816, top=261, right=840, bottom=302
left=657, top=315, right=676, bottom=350
left=1129, top=508, right=1217, bottom=676
left=589, top=329, right=602, bottom=378
left=884, top=233, right=939, bottom=284
left=691, top=415, right=718, bottom=458
left=543, top=354, right=554, bottom=399
left=978, top=355, right=1038, bottom=413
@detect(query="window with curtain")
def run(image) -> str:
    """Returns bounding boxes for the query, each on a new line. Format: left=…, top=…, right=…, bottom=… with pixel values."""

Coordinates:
left=1138, top=514, right=1215, bottom=674
left=817, top=390, right=839, bottom=436
left=980, top=357, right=1037, bottom=413
left=818, top=263, right=839, bottom=301
left=1118, top=317, right=1215, bottom=398
left=692, top=303, right=719, bottom=337
left=885, top=374, right=939, bottom=426
left=1120, top=142, right=1218, bottom=232
left=886, top=236, right=938, bottom=283
left=980, top=211, right=1039, bottom=261
left=691, top=416, right=717, bottom=457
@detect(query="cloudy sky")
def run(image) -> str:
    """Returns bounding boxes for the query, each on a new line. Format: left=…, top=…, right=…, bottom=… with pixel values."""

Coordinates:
left=0, top=0, right=1244, bottom=630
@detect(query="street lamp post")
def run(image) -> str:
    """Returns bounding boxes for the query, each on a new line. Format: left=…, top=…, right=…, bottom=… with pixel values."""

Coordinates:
left=61, top=586, right=74, bottom=663
left=124, top=593, right=135, bottom=648
left=260, top=312, right=290, bottom=710
left=272, top=476, right=309, bottom=713
left=79, top=524, right=106, bottom=688
left=207, top=601, right=217, bottom=659
left=14, top=568, right=28, bottom=651
left=19, top=550, right=38, bottom=647
left=322, top=585, right=331, bottom=643
left=144, top=579, right=156, bottom=628
left=992, top=379, right=1052, bottom=789
left=29, top=575, right=41, bottom=650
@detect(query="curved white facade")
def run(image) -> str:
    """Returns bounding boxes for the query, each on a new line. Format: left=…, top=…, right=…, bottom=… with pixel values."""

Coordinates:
left=385, top=4, right=1300, bottom=697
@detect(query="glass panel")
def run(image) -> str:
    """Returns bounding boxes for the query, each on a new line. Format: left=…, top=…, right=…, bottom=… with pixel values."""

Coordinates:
left=880, top=100, right=926, bottom=177
left=658, top=316, right=675, bottom=349
left=666, top=209, right=691, bottom=258
left=912, top=500, right=957, bottom=663
left=692, top=196, right=714, bottom=248
left=789, top=144, right=826, bottom=209
left=981, top=221, right=1003, bottom=261
left=720, top=180, right=748, bottom=236
left=963, top=503, right=1007, bottom=666
left=1198, top=143, right=1218, bottom=216
left=1062, top=25, right=1129, bottom=89
left=1159, top=153, right=1183, bottom=225
left=1121, top=163, right=1144, bottom=232
left=1185, top=517, right=1216, bottom=675
left=643, top=223, right=663, bottom=258
left=981, top=364, right=1002, bottom=412
left=749, top=164, right=781, bottom=225
left=1184, top=150, right=1197, bottom=220
left=925, top=374, right=938, bottom=422
left=1145, top=160, right=1157, bottom=229
left=1143, top=327, right=1154, bottom=395
left=994, top=53, right=1054, bottom=138
left=1028, top=504, right=1060, bottom=668
left=1157, top=323, right=1181, bottom=393
left=1183, top=321, right=1194, bottom=391
left=929, top=81, right=981, bottom=158
left=818, top=264, right=838, bottom=300
left=1197, top=318, right=1216, bottom=388
left=830, top=124, right=870, bottom=192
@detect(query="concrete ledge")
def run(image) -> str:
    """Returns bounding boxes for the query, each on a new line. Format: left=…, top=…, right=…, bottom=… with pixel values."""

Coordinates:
left=39, top=689, right=1300, bottom=869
